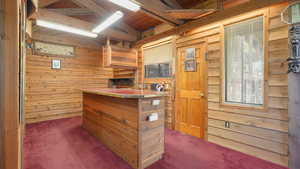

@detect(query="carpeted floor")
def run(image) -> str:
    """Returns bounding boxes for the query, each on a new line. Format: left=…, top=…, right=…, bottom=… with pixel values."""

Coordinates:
left=24, top=117, right=288, bottom=169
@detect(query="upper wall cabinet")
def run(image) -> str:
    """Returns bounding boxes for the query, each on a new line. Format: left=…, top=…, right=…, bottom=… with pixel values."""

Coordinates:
left=102, top=45, right=138, bottom=69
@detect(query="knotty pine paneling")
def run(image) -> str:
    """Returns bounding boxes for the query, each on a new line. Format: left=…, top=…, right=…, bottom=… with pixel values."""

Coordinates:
left=136, top=48, right=175, bottom=129
left=175, top=3, right=288, bottom=167
left=25, top=44, right=113, bottom=123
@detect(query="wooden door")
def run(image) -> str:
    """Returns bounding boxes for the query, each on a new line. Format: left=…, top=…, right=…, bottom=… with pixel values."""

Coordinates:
left=175, top=43, right=207, bottom=139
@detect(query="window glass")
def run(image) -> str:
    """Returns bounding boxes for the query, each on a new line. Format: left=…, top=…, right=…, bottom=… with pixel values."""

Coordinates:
left=144, top=63, right=171, bottom=78
left=225, top=16, right=264, bottom=105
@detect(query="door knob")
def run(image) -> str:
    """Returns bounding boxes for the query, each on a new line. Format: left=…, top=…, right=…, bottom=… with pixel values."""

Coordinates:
left=199, top=93, right=204, bottom=97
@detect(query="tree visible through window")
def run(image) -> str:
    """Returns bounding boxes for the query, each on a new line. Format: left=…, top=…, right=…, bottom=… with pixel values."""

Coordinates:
left=225, top=16, right=264, bottom=105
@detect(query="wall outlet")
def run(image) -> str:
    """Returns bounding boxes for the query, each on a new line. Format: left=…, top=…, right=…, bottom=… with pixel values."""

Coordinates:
left=225, top=121, right=231, bottom=128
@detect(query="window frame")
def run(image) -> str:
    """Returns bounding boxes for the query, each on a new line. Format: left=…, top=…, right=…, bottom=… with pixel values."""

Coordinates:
left=220, top=10, right=269, bottom=111
left=144, top=62, right=172, bottom=78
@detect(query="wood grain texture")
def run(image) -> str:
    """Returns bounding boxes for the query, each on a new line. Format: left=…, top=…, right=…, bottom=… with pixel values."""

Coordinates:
left=102, top=45, right=138, bottom=68
left=113, top=69, right=136, bottom=79
left=25, top=39, right=113, bottom=123
left=174, top=4, right=289, bottom=166
left=136, top=2, right=289, bottom=166
left=136, top=37, right=175, bottom=129
left=82, top=93, right=165, bottom=169
left=0, top=0, right=22, bottom=168
left=33, top=9, right=137, bottom=41
left=175, top=43, right=208, bottom=139
left=134, top=0, right=288, bottom=47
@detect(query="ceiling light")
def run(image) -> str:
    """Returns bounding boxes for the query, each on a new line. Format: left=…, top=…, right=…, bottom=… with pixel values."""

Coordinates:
left=108, top=0, right=140, bottom=12
left=92, top=11, right=124, bottom=33
left=36, top=20, right=98, bottom=38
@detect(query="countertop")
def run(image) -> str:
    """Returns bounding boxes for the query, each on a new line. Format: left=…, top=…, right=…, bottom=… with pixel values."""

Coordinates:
left=82, top=88, right=166, bottom=98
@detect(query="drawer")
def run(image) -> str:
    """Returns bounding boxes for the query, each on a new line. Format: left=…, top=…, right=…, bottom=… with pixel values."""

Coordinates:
left=82, top=117, right=101, bottom=140
left=140, top=126, right=164, bottom=167
left=140, top=98, right=165, bottom=112
left=140, top=110, right=165, bottom=131
left=83, top=104, right=101, bottom=124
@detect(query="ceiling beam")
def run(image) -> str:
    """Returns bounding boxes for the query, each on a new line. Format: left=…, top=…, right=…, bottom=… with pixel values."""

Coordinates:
left=70, top=0, right=139, bottom=37
left=47, top=8, right=95, bottom=16
left=34, top=9, right=137, bottom=41
left=161, top=0, right=182, bottom=9
left=135, top=0, right=184, bottom=26
left=32, top=29, right=102, bottom=49
left=134, top=0, right=289, bottom=47
left=39, top=0, right=61, bottom=8
left=165, top=9, right=216, bottom=19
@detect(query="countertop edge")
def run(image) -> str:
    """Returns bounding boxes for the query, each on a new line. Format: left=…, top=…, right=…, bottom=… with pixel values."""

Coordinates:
left=82, top=89, right=166, bottom=99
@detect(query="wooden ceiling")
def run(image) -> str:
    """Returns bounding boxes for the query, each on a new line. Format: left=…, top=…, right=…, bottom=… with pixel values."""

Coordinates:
left=177, top=0, right=208, bottom=8
left=35, top=0, right=248, bottom=42
left=45, top=0, right=164, bottom=31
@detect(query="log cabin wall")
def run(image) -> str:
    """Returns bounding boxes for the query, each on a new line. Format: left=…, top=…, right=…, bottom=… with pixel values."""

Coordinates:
left=25, top=40, right=113, bottom=123
left=137, top=43, right=175, bottom=129
left=138, top=2, right=289, bottom=166
left=179, top=3, right=289, bottom=166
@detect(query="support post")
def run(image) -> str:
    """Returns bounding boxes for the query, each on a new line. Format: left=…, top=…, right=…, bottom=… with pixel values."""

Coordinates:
left=288, top=23, right=300, bottom=169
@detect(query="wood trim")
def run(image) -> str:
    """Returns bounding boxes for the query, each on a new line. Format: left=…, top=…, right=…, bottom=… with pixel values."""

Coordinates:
left=144, top=78, right=173, bottom=83
left=0, top=0, right=22, bottom=169
left=47, top=8, right=95, bottom=16
left=31, top=31, right=101, bottom=49
left=133, top=0, right=288, bottom=47
left=39, top=0, right=60, bottom=8
left=26, top=112, right=82, bottom=124
left=136, top=0, right=184, bottom=26
left=33, top=9, right=137, bottom=41
left=70, top=0, right=139, bottom=36
left=203, top=42, right=209, bottom=140
left=219, top=9, right=269, bottom=111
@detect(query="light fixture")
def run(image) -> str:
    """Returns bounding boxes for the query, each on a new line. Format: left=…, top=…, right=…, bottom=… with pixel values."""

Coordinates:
left=108, top=0, right=140, bottom=12
left=36, top=20, right=98, bottom=38
left=92, top=11, right=124, bottom=33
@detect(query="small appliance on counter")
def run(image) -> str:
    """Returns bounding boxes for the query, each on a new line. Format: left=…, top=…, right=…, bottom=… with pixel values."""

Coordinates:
left=151, top=83, right=165, bottom=92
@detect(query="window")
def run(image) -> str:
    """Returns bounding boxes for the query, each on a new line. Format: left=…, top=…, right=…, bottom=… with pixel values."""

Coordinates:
left=145, top=63, right=171, bottom=78
left=143, top=42, right=172, bottom=78
left=225, top=16, right=264, bottom=105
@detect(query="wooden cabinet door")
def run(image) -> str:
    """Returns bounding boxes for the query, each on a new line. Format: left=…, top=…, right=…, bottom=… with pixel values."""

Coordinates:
left=175, top=43, right=207, bottom=139
left=102, top=45, right=138, bottom=68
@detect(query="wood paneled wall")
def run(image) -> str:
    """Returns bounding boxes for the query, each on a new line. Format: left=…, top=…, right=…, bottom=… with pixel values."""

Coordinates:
left=25, top=41, right=113, bottom=123
left=137, top=45, right=175, bottom=129
left=138, top=2, right=289, bottom=166
left=113, top=68, right=136, bottom=79
left=176, top=3, right=289, bottom=166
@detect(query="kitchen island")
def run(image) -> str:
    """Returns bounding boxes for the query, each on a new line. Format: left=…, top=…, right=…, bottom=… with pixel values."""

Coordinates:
left=82, top=88, right=166, bottom=169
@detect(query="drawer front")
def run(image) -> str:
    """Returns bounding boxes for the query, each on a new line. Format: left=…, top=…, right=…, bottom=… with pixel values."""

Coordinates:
left=83, top=104, right=101, bottom=124
left=140, top=126, right=164, bottom=168
left=140, top=110, right=165, bottom=132
left=140, top=98, right=165, bottom=112
left=101, top=114, right=138, bottom=169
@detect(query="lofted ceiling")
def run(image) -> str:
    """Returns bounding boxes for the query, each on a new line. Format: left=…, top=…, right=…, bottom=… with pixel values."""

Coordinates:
left=177, top=0, right=208, bottom=8
left=34, top=0, right=247, bottom=42
left=45, top=0, right=167, bottom=31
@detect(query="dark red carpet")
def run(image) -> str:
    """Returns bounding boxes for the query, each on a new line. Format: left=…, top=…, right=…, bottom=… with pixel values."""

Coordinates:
left=24, top=117, right=288, bottom=169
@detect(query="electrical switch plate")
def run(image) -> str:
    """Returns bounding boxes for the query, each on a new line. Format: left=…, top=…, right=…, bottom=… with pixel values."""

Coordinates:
left=152, top=100, right=160, bottom=106
left=148, top=113, right=159, bottom=122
